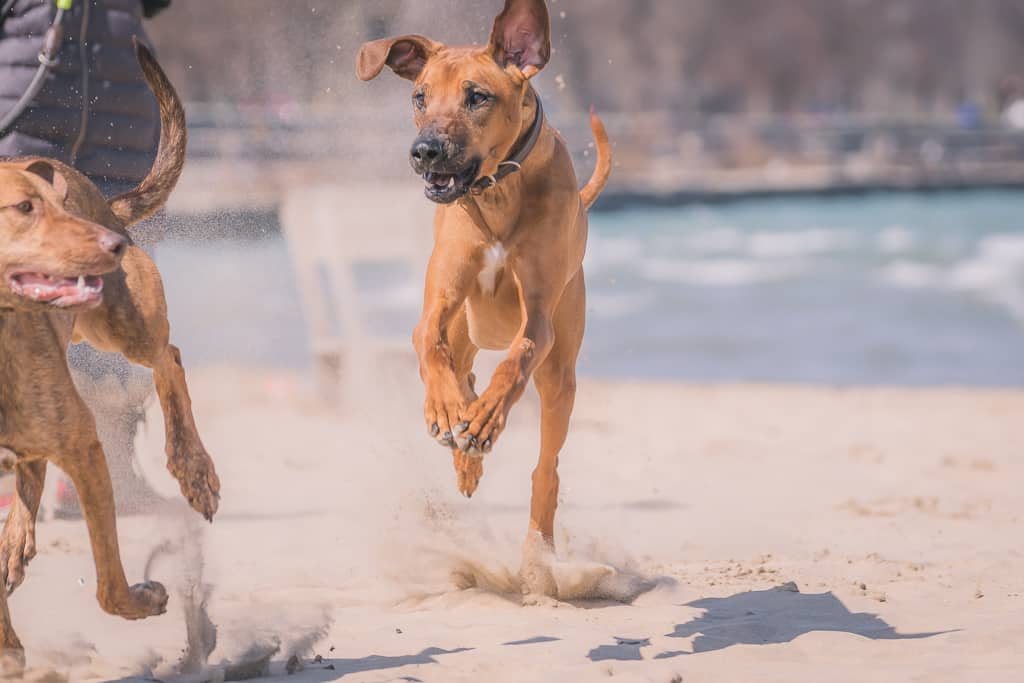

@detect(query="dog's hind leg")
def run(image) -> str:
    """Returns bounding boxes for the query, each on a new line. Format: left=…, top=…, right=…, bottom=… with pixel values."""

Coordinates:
left=0, top=460, right=46, bottom=594
left=520, top=270, right=585, bottom=600
left=74, top=247, right=220, bottom=521
left=0, top=582, right=24, bottom=676
left=58, top=439, right=168, bottom=620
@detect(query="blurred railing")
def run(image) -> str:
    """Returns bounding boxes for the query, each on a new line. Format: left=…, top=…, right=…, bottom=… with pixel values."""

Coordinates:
left=169, top=103, right=1024, bottom=217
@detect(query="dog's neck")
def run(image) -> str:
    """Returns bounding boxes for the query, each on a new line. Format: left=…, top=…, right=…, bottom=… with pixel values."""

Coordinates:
left=459, top=88, right=550, bottom=242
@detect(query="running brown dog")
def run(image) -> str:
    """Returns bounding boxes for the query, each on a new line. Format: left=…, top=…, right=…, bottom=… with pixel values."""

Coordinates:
left=358, top=0, right=611, bottom=598
left=0, top=41, right=219, bottom=671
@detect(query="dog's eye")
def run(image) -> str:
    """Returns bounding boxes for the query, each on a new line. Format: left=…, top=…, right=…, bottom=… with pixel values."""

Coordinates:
left=15, top=201, right=33, bottom=214
left=467, top=91, right=490, bottom=108
left=413, top=91, right=426, bottom=111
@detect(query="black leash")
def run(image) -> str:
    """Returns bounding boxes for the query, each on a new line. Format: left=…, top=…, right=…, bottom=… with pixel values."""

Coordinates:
left=0, top=1, right=69, bottom=139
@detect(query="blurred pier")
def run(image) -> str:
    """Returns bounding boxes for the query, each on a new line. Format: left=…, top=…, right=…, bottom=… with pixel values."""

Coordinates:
left=168, top=103, right=1024, bottom=224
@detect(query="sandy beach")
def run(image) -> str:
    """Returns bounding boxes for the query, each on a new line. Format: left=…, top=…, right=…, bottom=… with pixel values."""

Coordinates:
left=7, top=366, right=1022, bottom=682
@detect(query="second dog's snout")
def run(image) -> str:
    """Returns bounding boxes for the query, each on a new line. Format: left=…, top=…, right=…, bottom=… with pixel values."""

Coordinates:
left=411, top=137, right=444, bottom=165
left=99, top=231, right=128, bottom=257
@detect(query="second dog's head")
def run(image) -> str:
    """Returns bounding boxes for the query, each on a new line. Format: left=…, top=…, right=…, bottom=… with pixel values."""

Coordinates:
left=0, top=160, right=127, bottom=312
left=357, top=0, right=551, bottom=204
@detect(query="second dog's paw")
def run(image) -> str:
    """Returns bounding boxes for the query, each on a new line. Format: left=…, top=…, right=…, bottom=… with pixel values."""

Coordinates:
left=0, top=512, right=36, bottom=595
left=169, top=447, right=220, bottom=522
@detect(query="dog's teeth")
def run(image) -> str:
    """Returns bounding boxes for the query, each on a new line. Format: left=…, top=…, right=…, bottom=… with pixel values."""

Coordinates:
left=78, top=275, right=86, bottom=290
left=447, top=177, right=455, bottom=188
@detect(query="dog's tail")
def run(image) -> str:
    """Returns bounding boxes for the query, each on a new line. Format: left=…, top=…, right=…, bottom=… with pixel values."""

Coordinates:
left=580, top=108, right=612, bottom=210
left=109, top=39, right=187, bottom=227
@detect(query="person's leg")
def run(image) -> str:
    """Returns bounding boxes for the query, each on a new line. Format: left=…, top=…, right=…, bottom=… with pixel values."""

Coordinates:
left=67, top=355, right=160, bottom=515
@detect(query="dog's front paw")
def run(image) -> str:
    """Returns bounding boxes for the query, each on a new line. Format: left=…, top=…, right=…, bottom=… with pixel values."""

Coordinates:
left=459, top=387, right=516, bottom=455
left=0, top=506, right=36, bottom=595
left=168, top=446, right=220, bottom=522
left=129, top=581, right=169, bottom=618
left=102, top=581, right=169, bottom=621
left=423, top=387, right=468, bottom=450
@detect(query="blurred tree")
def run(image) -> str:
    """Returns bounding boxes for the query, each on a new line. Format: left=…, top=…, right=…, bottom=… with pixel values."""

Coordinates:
left=145, top=0, right=1024, bottom=119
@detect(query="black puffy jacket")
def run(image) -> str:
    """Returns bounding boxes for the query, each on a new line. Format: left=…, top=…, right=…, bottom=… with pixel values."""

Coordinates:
left=0, top=0, right=169, bottom=186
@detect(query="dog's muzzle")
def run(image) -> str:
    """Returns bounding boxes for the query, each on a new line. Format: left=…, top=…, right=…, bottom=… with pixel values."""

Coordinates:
left=410, top=135, right=446, bottom=174
left=409, top=134, right=481, bottom=204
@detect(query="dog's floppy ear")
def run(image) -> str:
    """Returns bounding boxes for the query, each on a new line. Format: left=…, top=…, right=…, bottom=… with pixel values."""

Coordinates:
left=23, top=160, right=69, bottom=202
left=357, top=35, right=439, bottom=82
left=489, top=0, right=551, bottom=78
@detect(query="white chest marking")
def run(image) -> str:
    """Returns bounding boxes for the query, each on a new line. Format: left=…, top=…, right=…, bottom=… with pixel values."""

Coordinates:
left=478, top=243, right=507, bottom=296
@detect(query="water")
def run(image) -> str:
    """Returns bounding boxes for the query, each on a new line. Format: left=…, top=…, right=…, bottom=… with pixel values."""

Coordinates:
left=158, top=190, right=1024, bottom=386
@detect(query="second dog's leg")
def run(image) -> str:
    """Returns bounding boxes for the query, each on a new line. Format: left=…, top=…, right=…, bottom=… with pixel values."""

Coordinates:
left=60, top=441, right=168, bottom=620
left=75, top=247, right=220, bottom=520
left=151, top=344, right=220, bottom=521
left=0, top=461, right=46, bottom=594
left=521, top=270, right=585, bottom=599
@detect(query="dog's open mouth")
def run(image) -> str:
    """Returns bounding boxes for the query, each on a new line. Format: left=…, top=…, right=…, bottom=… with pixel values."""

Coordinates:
left=423, top=160, right=481, bottom=204
left=7, top=272, right=105, bottom=308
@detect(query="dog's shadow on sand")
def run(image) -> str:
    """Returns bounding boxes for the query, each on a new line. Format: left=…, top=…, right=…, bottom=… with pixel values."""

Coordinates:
left=590, top=587, right=952, bottom=662
left=293, top=647, right=472, bottom=682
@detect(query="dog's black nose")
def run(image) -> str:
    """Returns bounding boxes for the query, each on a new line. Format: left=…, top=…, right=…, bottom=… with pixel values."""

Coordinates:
left=99, top=231, right=127, bottom=257
left=411, top=137, right=444, bottom=165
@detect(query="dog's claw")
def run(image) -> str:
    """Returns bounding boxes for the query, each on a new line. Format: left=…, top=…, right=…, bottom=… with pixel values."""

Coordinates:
left=430, top=423, right=440, bottom=437
left=482, top=439, right=492, bottom=454
left=454, top=422, right=470, bottom=435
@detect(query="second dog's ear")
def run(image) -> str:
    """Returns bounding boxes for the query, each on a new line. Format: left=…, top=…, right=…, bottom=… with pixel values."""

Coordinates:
left=23, top=160, right=69, bottom=202
left=489, top=0, right=551, bottom=78
left=357, top=35, right=439, bottom=82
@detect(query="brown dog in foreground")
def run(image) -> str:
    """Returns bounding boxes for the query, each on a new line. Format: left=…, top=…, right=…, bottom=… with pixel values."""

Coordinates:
left=0, top=41, right=219, bottom=671
left=358, top=0, right=611, bottom=599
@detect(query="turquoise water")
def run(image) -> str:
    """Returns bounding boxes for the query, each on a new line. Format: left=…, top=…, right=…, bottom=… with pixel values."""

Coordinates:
left=159, top=190, right=1024, bottom=386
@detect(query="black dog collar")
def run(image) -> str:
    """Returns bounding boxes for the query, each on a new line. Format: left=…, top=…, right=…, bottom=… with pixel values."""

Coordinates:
left=472, top=95, right=545, bottom=194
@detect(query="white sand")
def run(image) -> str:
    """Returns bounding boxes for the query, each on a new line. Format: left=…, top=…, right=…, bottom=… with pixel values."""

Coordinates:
left=9, top=368, right=1024, bottom=682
